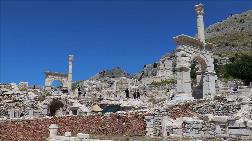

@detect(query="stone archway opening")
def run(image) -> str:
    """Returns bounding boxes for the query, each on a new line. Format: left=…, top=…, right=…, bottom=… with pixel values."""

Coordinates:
left=51, top=80, right=63, bottom=89
left=48, top=99, right=64, bottom=116
left=190, top=56, right=207, bottom=99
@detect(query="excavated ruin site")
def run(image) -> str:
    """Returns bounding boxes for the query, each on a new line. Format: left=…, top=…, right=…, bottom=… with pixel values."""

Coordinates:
left=0, top=3, right=252, bottom=141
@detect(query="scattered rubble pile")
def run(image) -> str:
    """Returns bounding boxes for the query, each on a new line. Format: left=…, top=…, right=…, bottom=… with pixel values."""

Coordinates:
left=0, top=114, right=146, bottom=141
left=145, top=98, right=252, bottom=140
left=167, top=103, right=195, bottom=119
left=192, top=100, right=241, bottom=116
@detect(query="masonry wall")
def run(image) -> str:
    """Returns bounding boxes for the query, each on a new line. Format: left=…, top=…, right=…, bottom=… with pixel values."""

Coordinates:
left=0, top=114, right=146, bottom=141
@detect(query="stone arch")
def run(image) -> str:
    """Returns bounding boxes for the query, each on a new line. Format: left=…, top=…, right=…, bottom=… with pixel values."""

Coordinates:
left=190, top=55, right=208, bottom=99
left=45, top=71, right=68, bottom=90
left=173, top=35, right=216, bottom=100
left=51, top=80, right=63, bottom=88
left=48, top=98, right=65, bottom=116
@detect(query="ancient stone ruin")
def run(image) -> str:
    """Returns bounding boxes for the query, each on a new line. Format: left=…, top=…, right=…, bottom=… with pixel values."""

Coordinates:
left=45, top=55, right=74, bottom=94
left=0, top=3, right=252, bottom=141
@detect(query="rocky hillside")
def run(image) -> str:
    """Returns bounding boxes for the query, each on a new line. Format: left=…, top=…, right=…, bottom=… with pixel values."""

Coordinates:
left=91, top=67, right=132, bottom=80
left=205, top=10, right=252, bottom=55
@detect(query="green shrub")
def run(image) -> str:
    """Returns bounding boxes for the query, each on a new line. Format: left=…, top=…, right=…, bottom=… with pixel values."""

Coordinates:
left=225, top=54, right=252, bottom=85
left=151, top=79, right=176, bottom=86
left=214, top=95, right=226, bottom=102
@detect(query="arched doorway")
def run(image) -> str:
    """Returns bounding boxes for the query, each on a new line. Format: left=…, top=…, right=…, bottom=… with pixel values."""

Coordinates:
left=51, top=80, right=63, bottom=89
left=48, top=99, right=64, bottom=116
left=190, top=56, right=208, bottom=99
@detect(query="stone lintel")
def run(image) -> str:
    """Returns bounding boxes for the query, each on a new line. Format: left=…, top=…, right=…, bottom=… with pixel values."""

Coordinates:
left=45, top=71, right=68, bottom=77
left=173, top=34, right=204, bottom=49
left=204, top=71, right=216, bottom=75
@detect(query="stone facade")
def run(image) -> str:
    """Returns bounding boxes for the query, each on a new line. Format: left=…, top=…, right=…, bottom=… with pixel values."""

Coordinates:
left=156, top=53, right=176, bottom=81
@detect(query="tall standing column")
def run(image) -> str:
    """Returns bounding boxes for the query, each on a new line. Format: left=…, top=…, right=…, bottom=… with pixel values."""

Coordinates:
left=68, top=55, right=74, bottom=94
left=195, top=3, right=205, bottom=44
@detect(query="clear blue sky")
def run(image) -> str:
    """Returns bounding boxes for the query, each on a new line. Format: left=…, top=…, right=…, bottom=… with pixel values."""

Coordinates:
left=0, top=0, right=251, bottom=85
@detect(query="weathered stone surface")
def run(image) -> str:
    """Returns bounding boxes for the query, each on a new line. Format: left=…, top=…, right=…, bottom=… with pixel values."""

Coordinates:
left=212, top=116, right=228, bottom=123
left=228, top=128, right=252, bottom=136
left=247, top=120, right=252, bottom=128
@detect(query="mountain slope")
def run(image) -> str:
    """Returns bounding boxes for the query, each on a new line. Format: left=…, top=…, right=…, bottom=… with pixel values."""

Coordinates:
left=205, top=10, right=252, bottom=55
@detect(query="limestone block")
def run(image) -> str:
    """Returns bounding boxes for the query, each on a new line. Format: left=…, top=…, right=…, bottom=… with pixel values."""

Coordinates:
left=145, top=116, right=153, bottom=120
left=199, top=131, right=204, bottom=136
left=49, top=124, right=59, bottom=139
left=212, top=116, right=228, bottom=123
left=227, top=116, right=239, bottom=121
left=77, top=133, right=90, bottom=140
left=146, top=123, right=154, bottom=128
left=241, top=136, right=252, bottom=140
left=170, top=134, right=181, bottom=138
left=218, top=134, right=229, bottom=138
left=183, top=132, right=201, bottom=138
left=228, top=128, right=252, bottom=136
left=172, top=128, right=182, bottom=135
left=64, top=132, right=71, bottom=137
left=247, top=120, right=252, bottom=128
left=190, top=123, right=203, bottom=129
left=229, top=120, right=246, bottom=128
left=41, top=108, right=48, bottom=115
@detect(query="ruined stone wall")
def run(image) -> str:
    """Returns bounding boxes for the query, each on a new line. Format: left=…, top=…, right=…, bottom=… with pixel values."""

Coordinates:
left=145, top=100, right=252, bottom=139
left=0, top=114, right=146, bottom=141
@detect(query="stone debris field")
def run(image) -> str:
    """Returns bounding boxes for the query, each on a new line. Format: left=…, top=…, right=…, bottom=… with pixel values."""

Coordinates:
left=0, top=3, right=252, bottom=141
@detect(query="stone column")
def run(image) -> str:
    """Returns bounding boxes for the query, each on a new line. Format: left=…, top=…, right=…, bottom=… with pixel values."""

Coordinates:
left=29, top=109, right=34, bottom=118
left=161, top=116, right=168, bottom=137
left=203, top=72, right=216, bottom=98
left=49, top=124, right=59, bottom=139
left=196, top=71, right=202, bottom=86
left=68, top=55, right=74, bottom=94
left=44, top=72, right=52, bottom=90
left=195, top=3, right=205, bottom=44
left=9, top=108, right=15, bottom=119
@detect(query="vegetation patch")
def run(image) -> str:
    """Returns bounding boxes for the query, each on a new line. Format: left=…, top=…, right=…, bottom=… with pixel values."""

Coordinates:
left=151, top=79, right=176, bottom=86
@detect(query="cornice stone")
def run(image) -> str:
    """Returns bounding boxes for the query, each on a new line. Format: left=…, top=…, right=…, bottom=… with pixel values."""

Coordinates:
left=173, top=34, right=204, bottom=49
left=45, top=71, right=68, bottom=77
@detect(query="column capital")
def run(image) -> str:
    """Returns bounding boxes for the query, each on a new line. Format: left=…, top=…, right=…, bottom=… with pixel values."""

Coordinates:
left=68, top=54, right=74, bottom=61
left=195, top=3, right=204, bottom=15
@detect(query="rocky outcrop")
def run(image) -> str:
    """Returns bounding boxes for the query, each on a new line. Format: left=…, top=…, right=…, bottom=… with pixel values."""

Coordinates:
left=91, top=67, right=132, bottom=80
left=205, top=10, right=252, bottom=54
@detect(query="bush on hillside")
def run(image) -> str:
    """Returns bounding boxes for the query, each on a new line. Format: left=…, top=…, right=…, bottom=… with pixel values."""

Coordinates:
left=225, top=54, right=252, bottom=86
